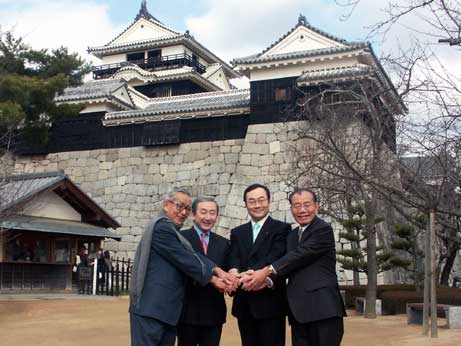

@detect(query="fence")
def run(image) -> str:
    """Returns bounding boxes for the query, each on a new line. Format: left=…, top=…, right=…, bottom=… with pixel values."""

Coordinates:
left=78, top=257, right=132, bottom=296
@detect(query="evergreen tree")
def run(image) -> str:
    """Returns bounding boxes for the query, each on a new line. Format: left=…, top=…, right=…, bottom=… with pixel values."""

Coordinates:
left=0, top=29, right=92, bottom=148
left=336, top=205, right=394, bottom=281
left=389, top=223, right=425, bottom=287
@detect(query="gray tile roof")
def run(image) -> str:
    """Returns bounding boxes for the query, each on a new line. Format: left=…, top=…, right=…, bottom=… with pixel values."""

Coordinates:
left=89, top=34, right=184, bottom=55
left=0, top=171, right=65, bottom=212
left=233, top=42, right=368, bottom=65
left=55, top=79, right=126, bottom=102
left=297, top=64, right=374, bottom=85
left=104, top=88, right=250, bottom=122
left=0, top=215, right=121, bottom=240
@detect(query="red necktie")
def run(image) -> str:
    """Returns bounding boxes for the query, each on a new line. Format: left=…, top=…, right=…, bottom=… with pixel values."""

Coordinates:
left=201, top=232, right=208, bottom=255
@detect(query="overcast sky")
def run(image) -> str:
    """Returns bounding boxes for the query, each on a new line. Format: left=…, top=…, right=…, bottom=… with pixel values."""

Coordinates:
left=1, top=0, right=457, bottom=80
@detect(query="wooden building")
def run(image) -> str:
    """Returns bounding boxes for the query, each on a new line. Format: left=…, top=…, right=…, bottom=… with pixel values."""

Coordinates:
left=0, top=171, right=120, bottom=292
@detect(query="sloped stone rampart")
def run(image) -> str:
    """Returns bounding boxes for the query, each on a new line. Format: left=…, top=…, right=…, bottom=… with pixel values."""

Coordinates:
left=11, top=123, right=299, bottom=259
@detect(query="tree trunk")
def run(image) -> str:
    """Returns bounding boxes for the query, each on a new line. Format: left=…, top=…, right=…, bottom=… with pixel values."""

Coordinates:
left=365, top=224, right=377, bottom=319
left=439, top=246, right=459, bottom=286
left=430, top=210, right=438, bottom=337
left=422, top=218, right=431, bottom=335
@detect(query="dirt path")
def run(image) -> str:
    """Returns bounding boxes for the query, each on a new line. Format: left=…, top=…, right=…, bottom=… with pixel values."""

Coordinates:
left=0, top=297, right=458, bottom=346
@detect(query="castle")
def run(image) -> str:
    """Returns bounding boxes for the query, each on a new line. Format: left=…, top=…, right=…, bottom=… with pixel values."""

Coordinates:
left=10, top=2, right=401, bottom=284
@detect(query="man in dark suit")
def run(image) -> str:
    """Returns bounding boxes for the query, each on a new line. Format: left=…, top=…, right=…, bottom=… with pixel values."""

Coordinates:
left=129, top=188, right=238, bottom=346
left=178, top=196, right=230, bottom=346
left=243, top=188, right=346, bottom=346
left=228, top=184, right=291, bottom=346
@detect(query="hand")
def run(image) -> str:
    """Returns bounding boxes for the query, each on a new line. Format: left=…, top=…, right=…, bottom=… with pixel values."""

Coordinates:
left=213, top=267, right=240, bottom=291
left=241, top=267, right=269, bottom=291
left=210, top=276, right=228, bottom=293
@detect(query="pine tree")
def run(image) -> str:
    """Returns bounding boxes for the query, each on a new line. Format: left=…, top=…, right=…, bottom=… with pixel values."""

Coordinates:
left=0, top=29, right=91, bottom=149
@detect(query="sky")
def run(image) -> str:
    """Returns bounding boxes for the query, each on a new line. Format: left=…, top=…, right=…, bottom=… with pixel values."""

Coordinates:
left=0, top=0, right=458, bottom=83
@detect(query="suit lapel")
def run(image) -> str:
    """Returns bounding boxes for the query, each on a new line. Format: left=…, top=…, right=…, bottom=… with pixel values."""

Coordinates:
left=206, top=232, right=218, bottom=261
left=242, top=222, right=253, bottom=257
left=298, top=216, right=318, bottom=243
left=188, top=227, right=205, bottom=255
left=249, top=216, right=272, bottom=259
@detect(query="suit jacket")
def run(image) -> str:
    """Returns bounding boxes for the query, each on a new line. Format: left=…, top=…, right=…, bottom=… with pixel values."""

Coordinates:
left=179, top=227, right=230, bottom=326
left=129, top=219, right=215, bottom=326
left=228, top=216, right=290, bottom=320
left=272, top=216, right=346, bottom=324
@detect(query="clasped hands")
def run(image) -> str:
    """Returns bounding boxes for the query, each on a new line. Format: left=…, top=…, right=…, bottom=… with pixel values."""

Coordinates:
left=211, top=267, right=271, bottom=293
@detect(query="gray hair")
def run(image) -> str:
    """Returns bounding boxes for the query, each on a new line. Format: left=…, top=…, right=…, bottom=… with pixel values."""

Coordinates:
left=192, top=195, right=219, bottom=215
left=164, top=187, right=191, bottom=201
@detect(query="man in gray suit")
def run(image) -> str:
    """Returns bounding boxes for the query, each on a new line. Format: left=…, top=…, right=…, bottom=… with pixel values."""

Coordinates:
left=129, top=188, right=238, bottom=346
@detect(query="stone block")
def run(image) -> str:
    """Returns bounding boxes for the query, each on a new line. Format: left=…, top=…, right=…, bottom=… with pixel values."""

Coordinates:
left=239, top=154, right=251, bottom=165
left=224, top=153, right=239, bottom=164
left=242, top=143, right=269, bottom=155
left=260, top=155, right=274, bottom=166
left=225, top=164, right=237, bottom=173
left=269, top=141, right=281, bottom=154
left=231, top=145, right=242, bottom=153
left=220, top=145, right=231, bottom=153
left=248, top=124, right=274, bottom=134
left=219, top=184, right=231, bottom=195
left=193, top=160, right=206, bottom=169
left=148, top=164, right=160, bottom=174
left=237, top=165, right=260, bottom=176
left=255, top=133, right=267, bottom=144
left=448, top=306, right=461, bottom=329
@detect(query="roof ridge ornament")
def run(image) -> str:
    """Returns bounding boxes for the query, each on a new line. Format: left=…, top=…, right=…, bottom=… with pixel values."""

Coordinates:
left=135, top=0, right=162, bottom=23
left=298, top=14, right=308, bottom=25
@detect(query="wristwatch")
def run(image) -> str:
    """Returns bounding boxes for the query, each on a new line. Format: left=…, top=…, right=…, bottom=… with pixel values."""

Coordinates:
left=267, top=265, right=275, bottom=276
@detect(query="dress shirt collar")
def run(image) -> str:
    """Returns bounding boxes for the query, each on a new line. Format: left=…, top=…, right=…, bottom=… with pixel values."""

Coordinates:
left=251, top=213, right=270, bottom=230
left=193, top=224, right=210, bottom=244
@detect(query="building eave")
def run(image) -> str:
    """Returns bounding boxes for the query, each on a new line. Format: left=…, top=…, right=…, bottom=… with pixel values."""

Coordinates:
left=233, top=43, right=368, bottom=67
left=103, top=107, right=250, bottom=126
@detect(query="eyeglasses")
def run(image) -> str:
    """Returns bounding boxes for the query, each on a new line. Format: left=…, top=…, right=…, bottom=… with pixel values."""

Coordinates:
left=168, top=200, right=192, bottom=213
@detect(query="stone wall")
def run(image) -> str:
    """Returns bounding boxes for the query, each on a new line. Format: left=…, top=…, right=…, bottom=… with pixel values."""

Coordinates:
left=12, top=123, right=298, bottom=260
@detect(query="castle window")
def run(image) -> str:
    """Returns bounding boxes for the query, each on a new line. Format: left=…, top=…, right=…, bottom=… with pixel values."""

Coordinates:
left=148, top=49, right=162, bottom=61
left=127, top=52, right=145, bottom=62
left=154, top=86, right=172, bottom=98
left=274, top=87, right=291, bottom=102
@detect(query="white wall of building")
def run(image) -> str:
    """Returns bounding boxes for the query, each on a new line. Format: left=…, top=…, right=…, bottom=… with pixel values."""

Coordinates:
left=22, top=191, right=82, bottom=221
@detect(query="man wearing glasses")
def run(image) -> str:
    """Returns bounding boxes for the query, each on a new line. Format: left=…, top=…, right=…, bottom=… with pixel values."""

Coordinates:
left=129, top=188, right=239, bottom=346
left=228, top=183, right=291, bottom=346
left=242, top=188, right=346, bottom=346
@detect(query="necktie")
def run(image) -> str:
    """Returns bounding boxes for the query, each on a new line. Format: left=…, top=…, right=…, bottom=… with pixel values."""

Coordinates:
left=252, top=223, right=260, bottom=243
left=298, top=227, right=304, bottom=241
left=201, top=232, right=208, bottom=255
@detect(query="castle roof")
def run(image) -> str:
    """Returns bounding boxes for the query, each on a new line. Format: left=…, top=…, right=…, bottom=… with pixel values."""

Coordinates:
left=54, top=79, right=135, bottom=110
left=103, top=88, right=250, bottom=126
left=233, top=42, right=368, bottom=65
left=87, top=2, right=239, bottom=79
left=232, top=14, right=366, bottom=68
